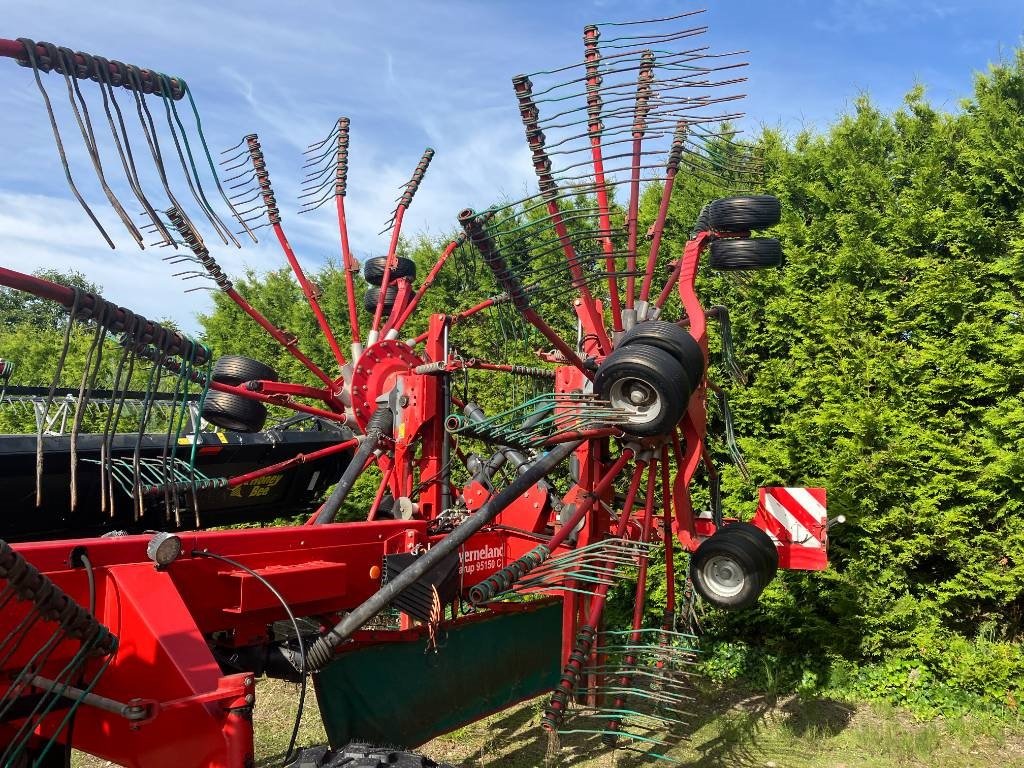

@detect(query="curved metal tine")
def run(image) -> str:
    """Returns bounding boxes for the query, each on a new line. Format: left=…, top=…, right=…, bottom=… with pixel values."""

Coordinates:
left=123, top=66, right=201, bottom=245
left=157, top=74, right=239, bottom=247
left=54, top=48, right=143, bottom=247
left=139, top=207, right=176, bottom=235
left=303, top=118, right=342, bottom=154
left=300, top=159, right=337, bottom=186
left=299, top=173, right=334, bottom=199
left=529, top=49, right=718, bottom=105
left=152, top=76, right=232, bottom=246
left=301, top=137, right=341, bottom=169
left=18, top=40, right=114, bottom=248
left=231, top=193, right=265, bottom=212
left=235, top=201, right=269, bottom=219
left=298, top=192, right=334, bottom=214
left=97, top=66, right=174, bottom=246
left=224, top=165, right=258, bottom=185
left=523, top=12, right=706, bottom=78
left=537, top=81, right=748, bottom=133
left=90, top=54, right=170, bottom=245
left=221, top=136, right=248, bottom=154
left=597, top=10, right=707, bottom=27
left=219, top=148, right=252, bottom=169
left=597, top=27, right=708, bottom=51
left=300, top=161, right=337, bottom=189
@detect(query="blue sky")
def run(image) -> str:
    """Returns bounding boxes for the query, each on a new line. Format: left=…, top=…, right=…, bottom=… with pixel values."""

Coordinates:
left=0, top=0, right=1020, bottom=335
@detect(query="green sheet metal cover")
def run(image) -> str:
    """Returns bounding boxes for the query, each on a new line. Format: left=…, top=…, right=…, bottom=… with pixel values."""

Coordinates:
left=314, top=600, right=562, bottom=748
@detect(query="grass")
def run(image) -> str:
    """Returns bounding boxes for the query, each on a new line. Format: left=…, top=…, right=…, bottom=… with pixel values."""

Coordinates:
left=231, top=679, right=1024, bottom=768
left=72, top=676, right=1024, bottom=767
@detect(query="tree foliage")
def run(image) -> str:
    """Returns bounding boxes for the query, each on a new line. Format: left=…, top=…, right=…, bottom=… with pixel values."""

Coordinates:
left=637, top=53, right=1024, bottom=711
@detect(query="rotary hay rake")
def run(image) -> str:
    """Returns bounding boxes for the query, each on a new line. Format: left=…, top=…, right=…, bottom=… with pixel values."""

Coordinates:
left=0, top=11, right=838, bottom=768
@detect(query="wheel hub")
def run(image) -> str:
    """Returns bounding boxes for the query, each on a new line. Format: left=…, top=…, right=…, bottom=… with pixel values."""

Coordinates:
left=608, top=376, right=663, bottom=425
left=350, top=340, right=424, bottom=431
left=702, top=554, right=746, bottom=598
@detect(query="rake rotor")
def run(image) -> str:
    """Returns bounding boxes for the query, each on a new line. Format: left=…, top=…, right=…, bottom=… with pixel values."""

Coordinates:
left=0, top=8, right=821, bottom=766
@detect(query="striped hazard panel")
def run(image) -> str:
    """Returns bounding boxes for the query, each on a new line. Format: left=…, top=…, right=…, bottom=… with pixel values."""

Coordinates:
left=753, top=487, right=829, bottom=571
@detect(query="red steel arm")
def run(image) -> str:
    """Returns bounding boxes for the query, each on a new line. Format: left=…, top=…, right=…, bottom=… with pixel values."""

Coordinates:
left=272, top=222, right=347, bottom=370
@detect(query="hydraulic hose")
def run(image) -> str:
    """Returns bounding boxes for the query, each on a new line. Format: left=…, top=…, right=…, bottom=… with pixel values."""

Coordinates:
left=305, top=438, right=581, bottom=670
left=311, top=408, right=392, bottom=524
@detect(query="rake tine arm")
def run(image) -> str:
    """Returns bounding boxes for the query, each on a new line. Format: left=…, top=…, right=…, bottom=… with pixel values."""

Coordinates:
left=370, top=148, right=434, bottom=343
left=638, top=121, right=687, bottom=312
left=513, top=75, right=612, bottom=354
left=583, top=25, right=623, bottom=335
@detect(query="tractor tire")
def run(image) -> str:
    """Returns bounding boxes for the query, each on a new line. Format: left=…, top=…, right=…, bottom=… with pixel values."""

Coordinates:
left=715, top=521, right=779, bottom=584
left=201, top=389, right=268, bottom=433
left=363, top=284, right=399, bottom=316
left=618, top=320, right=705, bottom=390
left=708, top=238, right=784, bottom=271
left=706, top=195, right=781, bottom=232
left=689, top=528, right=770, bottom=610
left=363, top=256, right=417, bottom=285
left=211, top=355, right=278, bottom=386
left=594, top=344, right=689, bottom=437
left=309, top=743, right=455, bottom=767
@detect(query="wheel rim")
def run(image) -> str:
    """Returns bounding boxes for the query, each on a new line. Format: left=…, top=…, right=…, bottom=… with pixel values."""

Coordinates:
left=607, top=376, right=663, bottom=426
left=701, top=554, right=746, bottom=598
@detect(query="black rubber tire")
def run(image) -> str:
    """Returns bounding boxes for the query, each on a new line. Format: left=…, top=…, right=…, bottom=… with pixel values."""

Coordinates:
left=691, top=204, right=711, bottom=237
left=594, top=344, right=689, bottom=437
left=211, top=355, right=278, bottom=386
left=327, top=743, right=453, bottom=767
left=708, top=238, right=784, bottom=271
left=363, top=256, right=416, bottom=285
left=363, top=284, right=399, bottom=316
left=706, top=195, right=781, bottom=231
left=201, top=390, right=268, bottom=433
left=715, top=522, right=779, bottom=584
left=689, top=529, right=769, bottom=610
left=618, top=321, right=705, bottom=390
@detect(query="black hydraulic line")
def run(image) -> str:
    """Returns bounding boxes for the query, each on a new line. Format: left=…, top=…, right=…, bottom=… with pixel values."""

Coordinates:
left=312, top=408, right=393, bottom=525
left=305, top=438, right=581, bottom=671
left=462, top=403, right=561, bottom=510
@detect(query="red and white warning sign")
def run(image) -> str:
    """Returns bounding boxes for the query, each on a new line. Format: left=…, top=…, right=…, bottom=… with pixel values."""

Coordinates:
left=753, top=487, right=829, bottom=571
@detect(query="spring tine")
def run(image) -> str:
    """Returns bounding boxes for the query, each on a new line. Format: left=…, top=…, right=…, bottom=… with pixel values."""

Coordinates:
left=17, top=39, right=114, bottom=249
left=120, top=63, right=203, bottom=245
left=154, top=72, right=238, bottom=247
left=50, top=46, right=145, bottom=247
